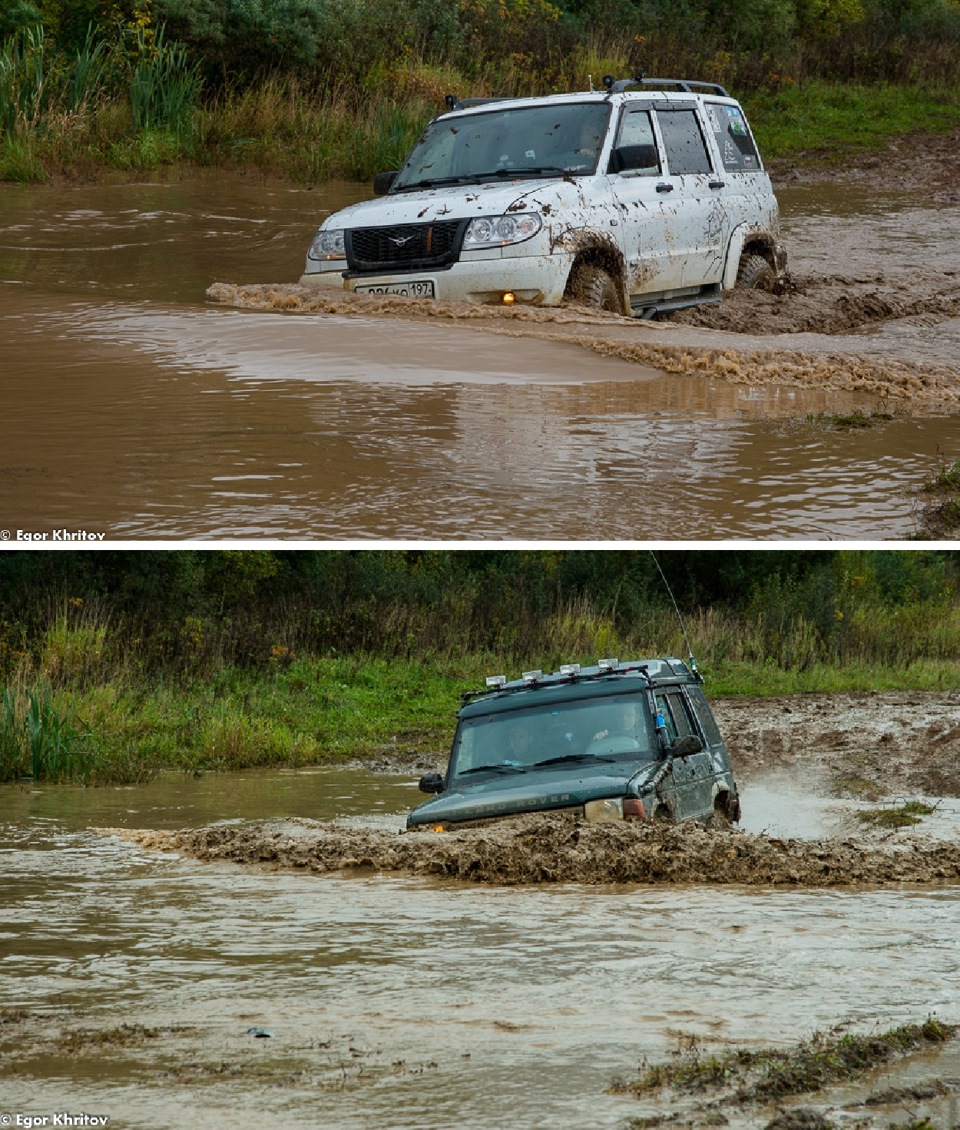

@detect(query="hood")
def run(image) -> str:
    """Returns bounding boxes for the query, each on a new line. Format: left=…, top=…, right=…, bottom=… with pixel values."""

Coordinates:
left=406, top=759, right=662, bottom=828
left=320, top=178, right=593, bottom=232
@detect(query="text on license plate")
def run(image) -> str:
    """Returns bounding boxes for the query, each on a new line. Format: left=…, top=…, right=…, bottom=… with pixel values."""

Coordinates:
left=355, top=280, right=435, bottom=298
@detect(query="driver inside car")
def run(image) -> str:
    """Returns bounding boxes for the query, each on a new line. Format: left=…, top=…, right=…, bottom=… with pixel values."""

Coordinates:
left=591, top=701, right=644, bottom=748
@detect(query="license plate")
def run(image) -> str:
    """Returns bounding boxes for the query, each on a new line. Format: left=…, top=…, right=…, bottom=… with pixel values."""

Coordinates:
left=355, top=280, right=435, bottom=298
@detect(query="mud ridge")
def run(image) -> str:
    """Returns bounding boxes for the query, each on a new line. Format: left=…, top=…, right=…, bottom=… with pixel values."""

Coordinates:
left=206, top=281, right=960, bottom=412
left=117, top=816, right=960, bottom=887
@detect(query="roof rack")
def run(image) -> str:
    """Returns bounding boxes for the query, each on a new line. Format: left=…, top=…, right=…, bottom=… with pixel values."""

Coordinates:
left=459, top=659, right=672, bottom=704
left=602, top=73, right=730, bottom=98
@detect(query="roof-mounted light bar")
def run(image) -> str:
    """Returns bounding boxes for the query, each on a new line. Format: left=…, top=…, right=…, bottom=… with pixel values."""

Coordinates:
left=485, top=675, right=507, bottom=688
left=559, top=663, right=581, bottom=676
left=521, top=669, right=543, bottom=683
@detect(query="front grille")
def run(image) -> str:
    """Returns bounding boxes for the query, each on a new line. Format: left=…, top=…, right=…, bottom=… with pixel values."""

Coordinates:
left=347, top=220, right=466, bottom=272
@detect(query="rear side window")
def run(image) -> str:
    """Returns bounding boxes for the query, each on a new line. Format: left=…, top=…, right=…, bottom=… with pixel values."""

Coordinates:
left=687, top=686, right=724, bottom=746
left=704, top=102, right=761, bottom=172
left=656, top=108, right=713, bottom=176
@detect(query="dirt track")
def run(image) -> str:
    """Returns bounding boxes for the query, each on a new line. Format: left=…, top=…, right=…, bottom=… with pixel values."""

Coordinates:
left=119, top=691, right=960, bottom=889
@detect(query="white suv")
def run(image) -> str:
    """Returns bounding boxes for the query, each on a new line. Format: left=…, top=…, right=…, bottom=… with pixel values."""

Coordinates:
left=301, top=76, right=786, bottom=317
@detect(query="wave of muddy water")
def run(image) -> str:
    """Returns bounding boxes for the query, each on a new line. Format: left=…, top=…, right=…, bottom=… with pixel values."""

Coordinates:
left=2, top=156, right=960, bottom=538
left=2, top=693, right=958, bottom=1128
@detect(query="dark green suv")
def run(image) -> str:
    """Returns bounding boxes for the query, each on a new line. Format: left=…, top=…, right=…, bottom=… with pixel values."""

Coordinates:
left=408, top=658, right=740, bottom=830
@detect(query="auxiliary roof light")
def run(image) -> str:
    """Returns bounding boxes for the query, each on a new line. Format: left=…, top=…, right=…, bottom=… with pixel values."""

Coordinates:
left=559, top=663, right=581, bottom=676
left=521, top=669, right=543, bottom=682
left=597, top=658, right=619, bottom=671
left=485, top=675, right=507, bottom=688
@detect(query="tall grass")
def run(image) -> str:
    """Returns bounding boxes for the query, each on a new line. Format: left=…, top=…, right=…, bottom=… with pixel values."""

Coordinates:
left=128, top=25, right=202, bottom=135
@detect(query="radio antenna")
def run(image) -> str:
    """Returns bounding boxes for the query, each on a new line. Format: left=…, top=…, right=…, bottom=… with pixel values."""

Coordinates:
left=649, top=551, right=699, bottom=680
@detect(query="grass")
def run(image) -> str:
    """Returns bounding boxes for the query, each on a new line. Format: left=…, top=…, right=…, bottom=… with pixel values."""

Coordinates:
left=855, top=799, right=936, bottom=828
left=614, top=1018, right=957, bottom=1102
left=915, top=458, right=960, bottom=539
left=746, top=79, right=960, bottom=166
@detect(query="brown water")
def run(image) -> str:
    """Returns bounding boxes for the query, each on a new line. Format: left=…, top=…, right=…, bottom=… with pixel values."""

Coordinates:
left=1, top=770, right=959, bottom=1129
left=2, top=173, right=960, bottom=540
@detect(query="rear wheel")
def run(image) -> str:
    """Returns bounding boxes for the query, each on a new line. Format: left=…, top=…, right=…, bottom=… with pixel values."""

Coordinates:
left=736, top=252, right=777, bottom=292
left=567, top=265, right=622, bottom=313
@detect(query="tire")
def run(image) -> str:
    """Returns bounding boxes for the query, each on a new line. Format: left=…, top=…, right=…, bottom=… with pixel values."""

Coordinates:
left=567, top=265, right=622, bottom=313
left=736, top=252, right=777, bottom=292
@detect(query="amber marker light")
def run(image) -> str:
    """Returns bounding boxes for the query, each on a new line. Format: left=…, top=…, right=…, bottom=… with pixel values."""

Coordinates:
left=432, top=824, right=445, bottom=833
left=502, top=292, right=516, bottom=304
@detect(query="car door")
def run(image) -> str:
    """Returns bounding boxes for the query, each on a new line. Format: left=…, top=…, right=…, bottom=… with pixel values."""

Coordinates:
left=649, top=103, right=727, bottom=288
left=608, top=105, right=687, bottom=299
left=655, top=689, right=715, bottom=818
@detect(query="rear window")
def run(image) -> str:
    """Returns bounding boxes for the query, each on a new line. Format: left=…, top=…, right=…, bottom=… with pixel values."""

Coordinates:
left=705, top=102, right=761, bottom=172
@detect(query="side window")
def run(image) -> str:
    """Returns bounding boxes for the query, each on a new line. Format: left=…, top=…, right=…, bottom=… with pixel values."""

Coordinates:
left=612, top=109, right=660, bottom=175
left=704, top=102, right=761, bottom=172
left=655, top=692, right=695, bottom=741
left=656, top=108, right=713, bottom=176
left=687, top=686, right=723, bottom=746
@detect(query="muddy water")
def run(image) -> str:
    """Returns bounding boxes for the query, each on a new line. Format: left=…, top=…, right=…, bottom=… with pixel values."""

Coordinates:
left=2, top=173, right=959, bottom=540
left=2, top=771, right=959, bottom=1129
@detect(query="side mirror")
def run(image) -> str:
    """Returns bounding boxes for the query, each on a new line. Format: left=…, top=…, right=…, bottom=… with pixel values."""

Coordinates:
left=671, top=734, right=703, bottom=757
left=418, top=772, right=445, bottom=794
left=373, top=170, right=398, bottom=195
left=608, top=144, right=658, bottom=174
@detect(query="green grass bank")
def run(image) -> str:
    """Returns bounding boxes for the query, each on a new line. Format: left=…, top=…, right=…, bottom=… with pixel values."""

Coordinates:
left=2, top=626, right=958, bottom=786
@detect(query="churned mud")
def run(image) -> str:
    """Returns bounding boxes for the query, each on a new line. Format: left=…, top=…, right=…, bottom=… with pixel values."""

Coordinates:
left=119, top=812, right=960, bottom=887
left=116, top=690, right=960, bottom=889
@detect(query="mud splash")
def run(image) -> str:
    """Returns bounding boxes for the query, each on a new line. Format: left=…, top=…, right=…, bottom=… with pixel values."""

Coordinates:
left=117, top=813, right=960, bottom=887
left=206, top=280, right=960, bottom=413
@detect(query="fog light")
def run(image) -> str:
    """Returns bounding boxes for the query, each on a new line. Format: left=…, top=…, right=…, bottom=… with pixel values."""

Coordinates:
left=502, top=292, right=516, bottom=304
left=584, top=797, right=624, bottom=822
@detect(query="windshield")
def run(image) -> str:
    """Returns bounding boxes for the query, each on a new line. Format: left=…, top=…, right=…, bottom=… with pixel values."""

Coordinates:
left=450, top=692, right=656, bottom=780
left=392, top=102, right=611, bottom=190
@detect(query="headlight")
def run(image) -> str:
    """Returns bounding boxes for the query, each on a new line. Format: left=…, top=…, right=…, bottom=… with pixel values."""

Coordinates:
left=308, top=229, right=346, bottom=261
left=584, top=797, right=624, bottom=823
left=463, top=213, right=542, bottom=250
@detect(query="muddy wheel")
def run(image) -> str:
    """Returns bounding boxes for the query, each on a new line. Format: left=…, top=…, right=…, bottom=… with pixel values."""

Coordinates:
left=736, top=252, right=777, bottom=292
left=567, top=265, right=623, bottom=313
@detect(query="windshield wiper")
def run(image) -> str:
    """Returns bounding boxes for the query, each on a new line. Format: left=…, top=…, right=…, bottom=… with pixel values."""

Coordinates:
left=489, top=165, right=567, bottom=178
left=396, top=167, right=569, bottom=192
left=457, top=762, right=528, bottom=776
left=394, top=174, right=485, bottom=191
left=532, top=753, right=616, bottom=768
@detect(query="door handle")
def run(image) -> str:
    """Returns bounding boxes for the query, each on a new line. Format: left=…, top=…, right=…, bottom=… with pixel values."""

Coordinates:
left=656, top=183, right=674, bottom=193
left=709, top=180, right=725, bottom=189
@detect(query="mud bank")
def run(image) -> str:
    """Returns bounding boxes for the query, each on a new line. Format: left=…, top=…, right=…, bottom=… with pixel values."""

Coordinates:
left=118, top=814, right=960, bottom=887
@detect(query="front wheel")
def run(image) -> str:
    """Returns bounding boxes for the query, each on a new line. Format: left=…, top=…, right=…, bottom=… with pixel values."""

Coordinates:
left=566, top=265, right=623, bottom=313
left=736, top=252, right=777, bottom=292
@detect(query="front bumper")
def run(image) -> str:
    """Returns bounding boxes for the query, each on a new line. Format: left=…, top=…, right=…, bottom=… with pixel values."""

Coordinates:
left=300, top=251, right=573, bottom=307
